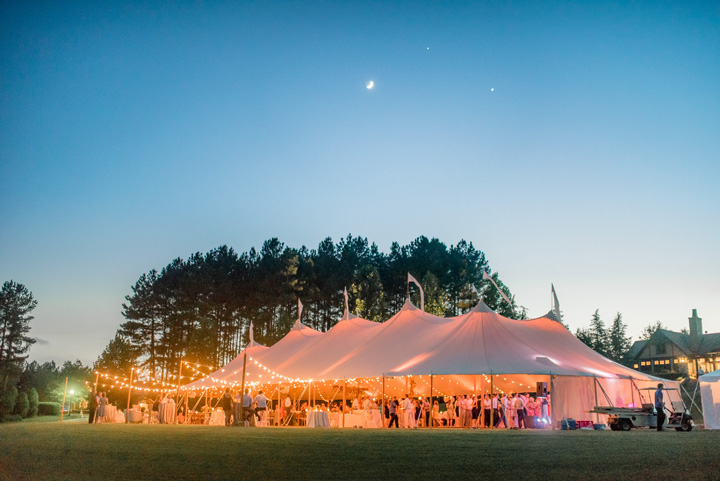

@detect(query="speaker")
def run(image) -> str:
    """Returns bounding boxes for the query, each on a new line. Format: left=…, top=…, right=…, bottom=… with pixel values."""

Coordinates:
left=536, top=382, right=548, bottom=398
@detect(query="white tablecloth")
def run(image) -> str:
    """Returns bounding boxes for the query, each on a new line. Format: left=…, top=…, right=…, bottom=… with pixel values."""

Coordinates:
left=306, top=411, right=330, bottom=428
left=158, top=402, right=176, bottom=424
left=114, top=411, right=125, bottom=423
left=104, top=405, right=117, bottom=423
left=330, top=410, right=382, bottom=428
left=207, top=409, right=225, bottom=426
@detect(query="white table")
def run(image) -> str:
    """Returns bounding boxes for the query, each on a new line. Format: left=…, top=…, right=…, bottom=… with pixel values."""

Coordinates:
left=306, top=411, right=330, bottom=428
left=158, top=402, right=176, bottom=424
left=207, top=409, right=225, bottom=426
left=104, top=405, right=117, bottom=423
left=330, top=410, right=382, bottom=428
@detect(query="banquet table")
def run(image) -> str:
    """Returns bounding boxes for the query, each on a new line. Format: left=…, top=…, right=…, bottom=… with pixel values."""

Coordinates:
left=330, top=410, right=382, bottom=428
left=158, top=402, right=176, bottom=424
left=306, top=411, right=330, bottom=428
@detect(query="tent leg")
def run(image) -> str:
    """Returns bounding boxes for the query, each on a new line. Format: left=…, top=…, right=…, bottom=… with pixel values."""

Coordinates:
left=342, top=379, right=346, bottom=428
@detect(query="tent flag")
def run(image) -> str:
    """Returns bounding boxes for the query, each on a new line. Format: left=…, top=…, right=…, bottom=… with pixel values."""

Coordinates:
left=482, top=271, right=512, bottom=307
left=343, top=287, right=349, bottom=317
left=408, top=273, right=425, bottom=311
left=551, top=283, right=561, bottom=321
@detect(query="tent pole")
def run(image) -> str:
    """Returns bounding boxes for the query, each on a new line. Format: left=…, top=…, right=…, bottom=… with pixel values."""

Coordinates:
left=382, top=374, right=386, bottom=428
left=342, top=379, right=346, bottom=428
left=240, top=352, right=247, bottom=425
left=125, top=367, right=134, bottom=424
left=174, top=356, right=183, bottom=422
left=630, top=377, right=635, bottom=408
left=430, top=374, right=434, bottom=429
left=550, top=374, right=555, bottom=430
left=593, top=376, right=599, bottom=424
left=490, top=372, right=494, bottom=430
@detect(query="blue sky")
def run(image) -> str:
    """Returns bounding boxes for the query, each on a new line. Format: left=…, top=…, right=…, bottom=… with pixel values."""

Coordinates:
left=1, top=0, right=718, bottom=366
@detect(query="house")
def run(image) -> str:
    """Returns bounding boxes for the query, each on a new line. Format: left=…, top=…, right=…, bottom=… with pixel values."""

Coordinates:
left=628, top=309, right=720, bottom=379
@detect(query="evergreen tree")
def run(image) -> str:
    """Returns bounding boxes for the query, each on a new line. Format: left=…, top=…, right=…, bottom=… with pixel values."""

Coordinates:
left=422, top=272, right=449, bottom=316
left=577, top=310, right=610, bottom=357
left=27, top=387, right=39, bottom=417
left=351, top=265, right=385, bottom=321
left=0, top=281, right=37, bottom=389
left=607, top=313, right=632, bottom=363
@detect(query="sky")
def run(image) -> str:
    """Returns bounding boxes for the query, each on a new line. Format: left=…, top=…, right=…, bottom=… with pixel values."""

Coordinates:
left=1, top=0, right=718, bottom=367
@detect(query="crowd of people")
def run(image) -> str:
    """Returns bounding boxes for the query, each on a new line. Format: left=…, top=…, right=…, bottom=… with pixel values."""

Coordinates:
left=385, top=392, right=551, bottom=429
left=202, top=388, right=551, bottom=429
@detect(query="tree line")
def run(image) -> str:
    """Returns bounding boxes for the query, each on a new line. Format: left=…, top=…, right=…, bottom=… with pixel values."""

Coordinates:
left=108, top=235, right=521, bottom=382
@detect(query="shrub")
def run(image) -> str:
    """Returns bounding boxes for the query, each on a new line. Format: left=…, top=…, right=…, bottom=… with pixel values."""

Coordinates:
left=0, top=386, right=19, bottom=422
left=14, top=392, right=29, bottom=418
left=27, top=388, right=39, bottom=417
left=38, top=402, right=61, bottom=416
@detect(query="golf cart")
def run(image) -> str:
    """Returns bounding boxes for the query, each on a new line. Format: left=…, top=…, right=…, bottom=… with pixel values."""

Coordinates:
left=590, top=387, right=693, bottom=432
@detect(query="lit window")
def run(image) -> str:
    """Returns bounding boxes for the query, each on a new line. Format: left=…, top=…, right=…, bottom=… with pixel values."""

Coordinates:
left=633, top=364, right=639, bottom=368
left=654, top=361, right=659, bottom=365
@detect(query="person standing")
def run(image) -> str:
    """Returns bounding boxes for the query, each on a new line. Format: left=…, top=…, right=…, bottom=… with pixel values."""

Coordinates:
left=88, top=391, right=98, bottom=424
left=445, top=396, right=455, bottom=427
left=254, top=390, right=268, bottom=426
left=514, top=393, right=526, bottom=429
left=403, top=394, right=414, bottom=428
left=483, top=394, right=492, bottom=428
left=655, top=383, right=665, bottom=431
left=284, top=395, right=292, bottom=425
left=221, top=389, right=233, bottom=426
left=388, top=396, right=399, bottom=428
left=422, top=397, right=431, bottom=428
left=97, top=392, right=108, bottom=423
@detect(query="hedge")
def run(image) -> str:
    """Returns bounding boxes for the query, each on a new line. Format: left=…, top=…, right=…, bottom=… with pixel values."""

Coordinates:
left=38, top=402, right=61, bottom=416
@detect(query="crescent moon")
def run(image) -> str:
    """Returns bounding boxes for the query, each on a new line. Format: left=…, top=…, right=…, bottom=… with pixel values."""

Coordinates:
left=366, top=81, right=374, bottom=89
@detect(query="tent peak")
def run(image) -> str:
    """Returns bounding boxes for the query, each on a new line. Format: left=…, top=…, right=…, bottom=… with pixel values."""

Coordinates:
left=544, top=309, right=563, bottom=323
left=291, top=318, right=306, bottom=331
left=402, top=297, right=418, bottom=311
left=470, top=301, right=494, bottom=313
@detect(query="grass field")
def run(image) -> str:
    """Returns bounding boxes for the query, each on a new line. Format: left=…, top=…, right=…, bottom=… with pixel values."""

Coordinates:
left=1, top=422, right=718, bottom=481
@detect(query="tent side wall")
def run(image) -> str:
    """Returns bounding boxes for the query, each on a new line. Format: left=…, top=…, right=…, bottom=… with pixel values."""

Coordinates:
left=700, top=378, right=720, bottom=429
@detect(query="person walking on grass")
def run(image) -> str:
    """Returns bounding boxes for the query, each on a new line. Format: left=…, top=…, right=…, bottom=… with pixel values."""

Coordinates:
left=655, top=383, right=665, bottom=431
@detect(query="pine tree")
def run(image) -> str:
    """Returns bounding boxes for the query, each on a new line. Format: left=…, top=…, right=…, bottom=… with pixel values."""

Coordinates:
left=607, top=313, right=632, bottom=363
left=0, top=281, right=37, bottom=389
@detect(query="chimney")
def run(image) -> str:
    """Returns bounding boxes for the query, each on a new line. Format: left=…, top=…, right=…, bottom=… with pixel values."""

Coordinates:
left=688, top=309, right=703, bottom=341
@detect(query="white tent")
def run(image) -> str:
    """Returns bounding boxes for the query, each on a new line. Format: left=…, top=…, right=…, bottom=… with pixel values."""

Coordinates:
left=699, top=369, right=720, bottom=429
left=181, top=299, right=676, bottom=425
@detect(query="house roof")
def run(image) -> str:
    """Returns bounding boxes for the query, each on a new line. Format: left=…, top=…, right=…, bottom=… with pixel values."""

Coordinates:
left=628, top=328, right=720, bottom=359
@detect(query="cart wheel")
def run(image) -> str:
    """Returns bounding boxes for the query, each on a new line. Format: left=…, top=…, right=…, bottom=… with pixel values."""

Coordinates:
left=676, top=422, right=692, bottom=432
left=610, top=423, right=620, bottom=431
left=620, top=419, right=632, bottom=431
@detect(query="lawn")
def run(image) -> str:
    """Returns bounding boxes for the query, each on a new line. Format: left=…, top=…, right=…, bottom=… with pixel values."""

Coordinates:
left=1, top=423, right=718, bottom=481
